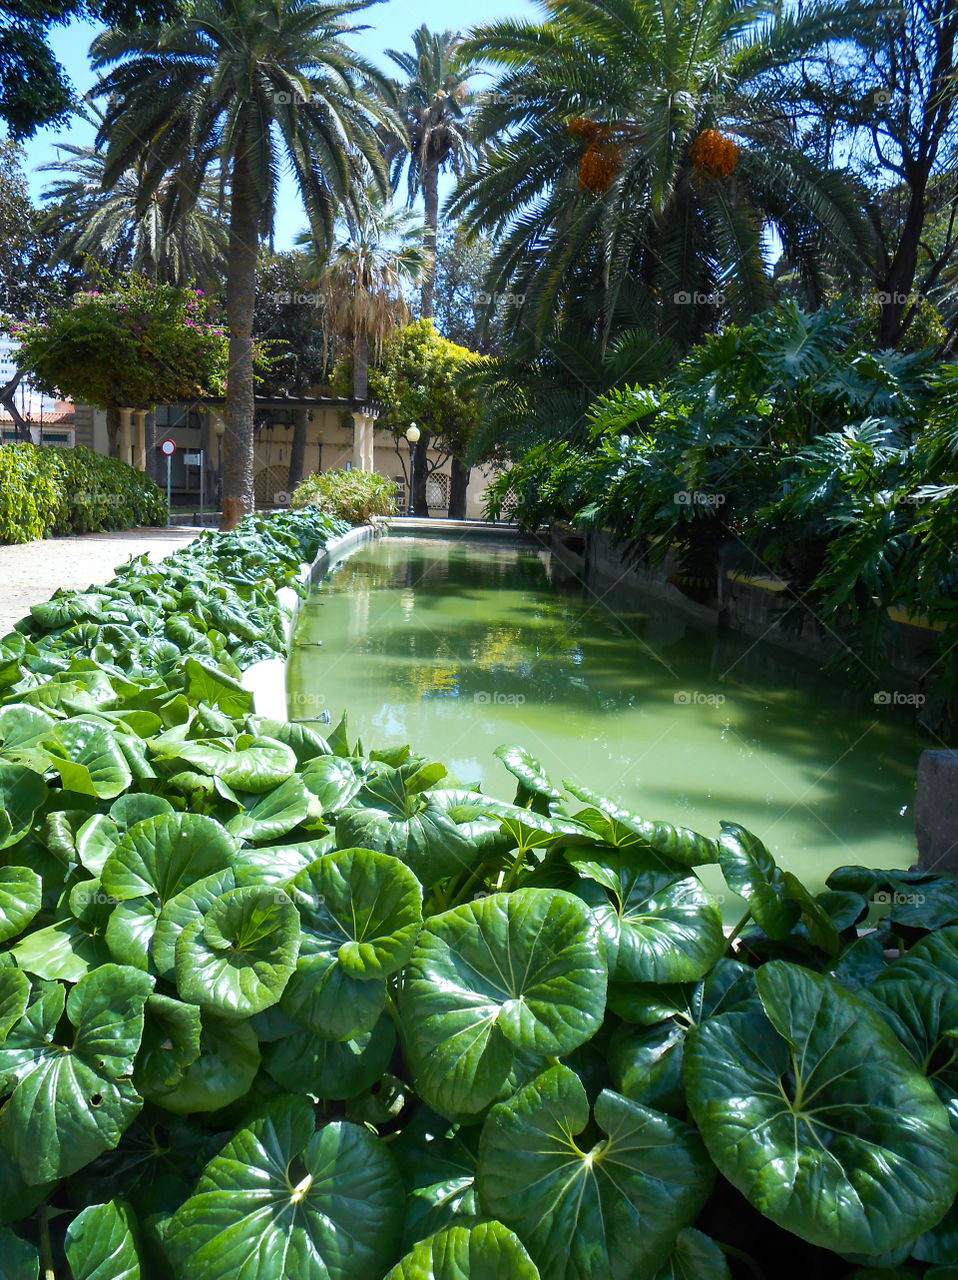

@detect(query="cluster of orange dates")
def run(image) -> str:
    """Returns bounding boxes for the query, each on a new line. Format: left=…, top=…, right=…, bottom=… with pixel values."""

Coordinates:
left=689, top=128, right=740, bottom=177
left=567, top=119, right=739, bottom=192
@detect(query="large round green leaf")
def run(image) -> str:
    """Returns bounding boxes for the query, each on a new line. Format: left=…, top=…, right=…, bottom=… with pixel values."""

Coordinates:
left=684, top=960, right=958, bottom=1255
left=401, top=890, right=607, bottom=1116
left=477, top=1064, right=714, bottom=1280
left=392, top=1109, right=478, bottom=1250
left=0, top=763, right=47, bottom=851
left=133, top=994, right=202, bottom=1096
left=225, top=775, right=312, bottom=842
left=0, top=965, right=153, bottom=1183
left=263, top=1015, right=396, bottom=1100
left=0, top=1226, right=37, bottom=1280
left=42, top=721, right=133, bottom=799
left=174, top=736, right=297, bottom=793
left=652, top=1228, right=730, bottom=1280
left=0, top=869, right=42, bottom=946
left=175, top=887, right=299, bottom=1019
left=150, top=868, right=237, bottom=980
left=144, top=1015, right=259, bottom=1114
left=569, top=851, right=724, bottom=983
left=384, top=1221, right=540, bottom=1280
left=64, top=1200, right=143, bottom=1280
left=281, top=849, right=422, bottom=1040
left=164, top=1096, right=402, bottom=1280
left=101, top=813, right=238, bottom=904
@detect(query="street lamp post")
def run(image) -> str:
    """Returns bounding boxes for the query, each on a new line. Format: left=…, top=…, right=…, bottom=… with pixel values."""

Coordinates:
left=405, top=423, right=420, bottom=516
left=214, top=414, right=226, bottom=511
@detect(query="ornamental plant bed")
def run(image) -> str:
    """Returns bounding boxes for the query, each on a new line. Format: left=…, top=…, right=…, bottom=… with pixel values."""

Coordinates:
left=0, top=510, right=954, bottom=1278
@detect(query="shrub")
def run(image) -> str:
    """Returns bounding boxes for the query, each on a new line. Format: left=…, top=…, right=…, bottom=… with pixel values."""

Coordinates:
left=291, top=467, right=397, bottom=524
left=0, top=442, right=167, bottom=543
left=0, top=507, right=955, bottom=1278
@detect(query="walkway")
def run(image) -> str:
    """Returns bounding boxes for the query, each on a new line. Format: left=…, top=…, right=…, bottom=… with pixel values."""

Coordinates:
left=0, top=527, right=200, bottom=636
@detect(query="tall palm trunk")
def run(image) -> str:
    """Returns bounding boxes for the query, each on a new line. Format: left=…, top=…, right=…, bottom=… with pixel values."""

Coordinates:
left=421, top=156, right=440, bottom=320
left=222, top=140, right=258, bottom=530
left=354, top=331, right=369, bottom=402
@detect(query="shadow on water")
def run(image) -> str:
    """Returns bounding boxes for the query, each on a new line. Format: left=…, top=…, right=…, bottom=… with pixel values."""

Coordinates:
left=289, top=537, right=921, bottom=884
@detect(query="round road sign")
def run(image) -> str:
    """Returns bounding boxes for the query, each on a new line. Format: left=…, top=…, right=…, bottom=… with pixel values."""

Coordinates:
left=160, top=438, right=176, bottom=457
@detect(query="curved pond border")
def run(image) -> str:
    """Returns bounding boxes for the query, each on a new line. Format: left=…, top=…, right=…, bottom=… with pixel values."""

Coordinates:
left=241, top=517, right=536, bottom=720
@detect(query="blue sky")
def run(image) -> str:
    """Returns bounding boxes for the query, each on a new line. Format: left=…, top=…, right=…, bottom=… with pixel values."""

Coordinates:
left=21, top=0, right=537, bottom=250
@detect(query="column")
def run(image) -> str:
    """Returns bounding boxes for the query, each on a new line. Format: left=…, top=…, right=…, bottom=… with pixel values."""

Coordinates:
left=352, top=412, right=374, bottom=473
left=118, top=409, right=133, bottom=466
left=133, top=410, right=147, bottom=471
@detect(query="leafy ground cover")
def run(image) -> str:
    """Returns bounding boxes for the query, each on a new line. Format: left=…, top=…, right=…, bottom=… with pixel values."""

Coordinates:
left=0, top=509, right=955, bottom=1278
left=0, top=444, right=166, bottom=544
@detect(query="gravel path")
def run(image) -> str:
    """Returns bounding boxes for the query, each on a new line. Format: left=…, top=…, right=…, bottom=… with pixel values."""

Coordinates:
left=0, top=527, right=200, bottom=636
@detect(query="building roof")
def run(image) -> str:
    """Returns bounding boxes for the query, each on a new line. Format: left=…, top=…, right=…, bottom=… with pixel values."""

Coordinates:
left=200, top=392, right=388, bottom=417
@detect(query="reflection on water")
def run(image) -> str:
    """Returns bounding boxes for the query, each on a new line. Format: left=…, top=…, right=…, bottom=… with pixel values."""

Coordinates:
left=287, top=536, right=920, bottom=888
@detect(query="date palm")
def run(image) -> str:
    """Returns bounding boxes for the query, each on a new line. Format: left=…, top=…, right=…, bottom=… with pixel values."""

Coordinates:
left=452, top=0, right=881, bottom=349
left=91, top=0, right=395, bottom=529
left=40, top=139, right=227, bottom=287
left=385, top=26, right=478, bottom=318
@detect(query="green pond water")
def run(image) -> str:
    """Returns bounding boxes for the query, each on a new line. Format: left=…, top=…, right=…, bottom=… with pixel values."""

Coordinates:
left=287, top=534, right=921, bottom=891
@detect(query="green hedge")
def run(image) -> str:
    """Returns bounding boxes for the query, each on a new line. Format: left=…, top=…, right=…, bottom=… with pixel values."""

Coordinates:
left=0, top=443, right=167, bottom=543
left=291, top=467, right=398, bottom=524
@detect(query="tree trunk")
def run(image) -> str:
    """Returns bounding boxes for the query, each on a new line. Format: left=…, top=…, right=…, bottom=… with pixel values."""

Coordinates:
left=449, top=455, right=470, bottom=519
left=412, top=430, right=431, bottom=516
left=221, top=138, right=259, bottom=531
left=288, top=406, right=308, bottom=494
left=877, top=181, right=927, bottom=349
left=106, top=403, right=122, bottom=459
left=144, top=410, right=157, bottom=482
left=354, top=332, right=369, bottom=403
left=422, top=158, right=440, bottom=320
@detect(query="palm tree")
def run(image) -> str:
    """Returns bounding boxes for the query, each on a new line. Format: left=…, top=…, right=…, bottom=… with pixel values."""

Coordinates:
left=40, top=140, right=227, bottom=288
left=91, top=0, right=395, bottom=529
left=385, top=26, right=478, bottom=318
left=302, top=197, right=429, bottom=507
left=452, top=0, right=881, bottom=350
left=304, top=197, right=429, bottom=402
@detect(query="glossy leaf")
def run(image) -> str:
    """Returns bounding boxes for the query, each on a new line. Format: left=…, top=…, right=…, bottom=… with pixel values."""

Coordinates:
left=101, top=812, right=238, bottom=904
left=0, top=1227, right=37, bottom=1280
left=565, top=782, right=718, bottom=865
left=144, top=1015, right=259, bottom=1114
left=263, top=1015, right=396, bottom=1100
left=175, top=886, right=300, bottom=1019
left=477, top=1064, right=714, bottom=1279
left=401, top=889, right=607, bottom=1116
left=64, top=1200, right=143, bottom=1280
left=385, top=1221, right=540, bottom=1280
left=684, top=960, right=958, bottom=1254
left=716, top=823, right=799, bottom=939
left=0, top=868, right=42, bottom=945
left=164, top=1096, right=402, bottom=1280
left=652, top=1228, right=731, bottom=1280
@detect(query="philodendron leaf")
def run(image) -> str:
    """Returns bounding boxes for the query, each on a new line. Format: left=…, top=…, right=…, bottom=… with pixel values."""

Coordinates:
left=281, top=849, right=422, bottom=1040
left=564, top=782, right=718, bottom=865
left=175, top=886, right=299, bottom=1020
left=652, top=1228, right=731, bottom=1280
left=401, top=889, right=607, bottom=1116
left=101, top=812, right=238, bottom=905
left=477, top=1064, right=714, bottom=1280
left=64, top=1200, right=143, bottom=1280
left=568, top=851, right=724, bottom=984
left=684, top=960, right=958, bottom=1255
left=0, top=868, right=42, bottom=945
left=164, top=1096, right=403, bottom=1280
left=716, top=823, right=799, bottom=939
left=384, top=1221, right=541, bottom=1280
left=0, top=965, right=153, bottom=1182
left=0, top=1226, right=37, bottom=1280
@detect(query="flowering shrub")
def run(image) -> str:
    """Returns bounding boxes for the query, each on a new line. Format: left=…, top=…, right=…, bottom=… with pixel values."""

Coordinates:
left=0, top=443, right=166, bottom=543
left=7, top=275, right=231, bottom=409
